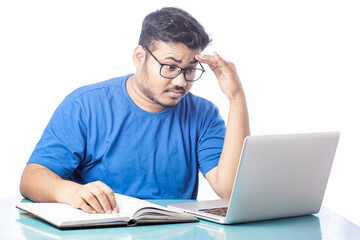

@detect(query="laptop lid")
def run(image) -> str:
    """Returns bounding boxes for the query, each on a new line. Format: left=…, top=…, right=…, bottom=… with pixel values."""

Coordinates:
left=168, top=132, right=340, bottom=224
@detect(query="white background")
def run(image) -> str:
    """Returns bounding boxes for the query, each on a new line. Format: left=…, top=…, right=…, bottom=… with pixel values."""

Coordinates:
left=1, top=0, right=359, bottom=226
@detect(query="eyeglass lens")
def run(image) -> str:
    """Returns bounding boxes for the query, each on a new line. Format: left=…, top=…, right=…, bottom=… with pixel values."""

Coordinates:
left=160, top=65, right=203, bottom=81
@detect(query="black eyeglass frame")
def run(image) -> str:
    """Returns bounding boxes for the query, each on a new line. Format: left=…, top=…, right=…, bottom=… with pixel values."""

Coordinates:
left=143, top=45, right=205, bottom=82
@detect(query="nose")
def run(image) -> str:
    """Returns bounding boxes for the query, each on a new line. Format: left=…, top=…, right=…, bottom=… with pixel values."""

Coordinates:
left=171, top=72, right=187, bottom=87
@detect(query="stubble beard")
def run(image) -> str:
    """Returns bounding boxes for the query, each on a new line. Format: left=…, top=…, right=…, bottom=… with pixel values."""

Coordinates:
left=139, top=65, right=185, bottom=109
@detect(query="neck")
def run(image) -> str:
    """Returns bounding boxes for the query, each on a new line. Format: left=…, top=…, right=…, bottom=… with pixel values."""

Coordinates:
left=126, top=75, right=166, bottom=113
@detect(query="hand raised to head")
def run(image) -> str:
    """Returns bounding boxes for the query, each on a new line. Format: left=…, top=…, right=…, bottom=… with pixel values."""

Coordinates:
left=196, top=52, right=245, bottom=102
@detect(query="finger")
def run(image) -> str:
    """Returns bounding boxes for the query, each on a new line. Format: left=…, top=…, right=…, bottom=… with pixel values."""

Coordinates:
left=94, top=181, right=118, bottom=213
left=88, top=186, right=110, bottom=213
left=72, top=195, right=97, bottom=214
left=213, top=52, right=227, bottom=65
left=195, top=54, right=218, bottom=65
left=78, top=199, right=97, bottom=214
left=196, top=52, right=231, bottom=76
left=212, top=52, right=238, bottom=76
left=82, top=190, right=105, bottom=213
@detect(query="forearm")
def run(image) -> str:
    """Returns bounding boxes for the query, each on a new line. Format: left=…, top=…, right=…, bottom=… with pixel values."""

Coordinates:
left=195, top=52, right=250, bottom=198
left=220, top=94, right=250, bottom=195
left=207, top=94, right=250, bottom=198
left=20, top=163, right=80, bottom=204
left=20, top=163, right=118, bottom=213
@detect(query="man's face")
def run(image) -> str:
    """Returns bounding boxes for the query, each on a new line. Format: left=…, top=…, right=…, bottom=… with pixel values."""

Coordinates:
left=133, top=41, right=201, bottom=111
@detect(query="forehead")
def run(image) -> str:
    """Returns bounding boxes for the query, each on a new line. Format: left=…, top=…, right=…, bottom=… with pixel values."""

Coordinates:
left=152, top=41, right=201, bottom=61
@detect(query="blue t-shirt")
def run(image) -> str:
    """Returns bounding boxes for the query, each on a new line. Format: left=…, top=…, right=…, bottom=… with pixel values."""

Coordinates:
left=28, top=74, right=226, bottom=199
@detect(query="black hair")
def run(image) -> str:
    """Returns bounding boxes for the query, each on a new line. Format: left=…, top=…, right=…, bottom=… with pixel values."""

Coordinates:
left=138, top=7, right=211, bottom=51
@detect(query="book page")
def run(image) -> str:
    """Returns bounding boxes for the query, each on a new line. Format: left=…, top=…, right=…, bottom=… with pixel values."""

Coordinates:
left=17, top=194, right=194, bottom=227
left=17, top=202, right=129, bottom=227
left=115, top=194, right=154, bottom=217
left=114, top=194, right=195, bottom=221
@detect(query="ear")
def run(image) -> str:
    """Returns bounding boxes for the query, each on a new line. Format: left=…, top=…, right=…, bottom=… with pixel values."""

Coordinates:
left=133, top=45, right=146, bottom=68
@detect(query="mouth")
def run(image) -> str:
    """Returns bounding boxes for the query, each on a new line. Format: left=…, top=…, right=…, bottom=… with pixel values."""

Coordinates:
left=165, top=87, right=185, bottom=99
left=168, top=91, right=184, bottom=99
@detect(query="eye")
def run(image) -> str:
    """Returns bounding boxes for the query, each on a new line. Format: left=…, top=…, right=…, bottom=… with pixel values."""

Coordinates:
left=186, top=68, right=196, bottom=74
left=165, top=65, right=179, bottom=72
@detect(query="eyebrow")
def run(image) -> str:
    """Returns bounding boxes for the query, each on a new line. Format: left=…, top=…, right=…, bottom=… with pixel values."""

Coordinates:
left=164, top=56, right=199, bottom=65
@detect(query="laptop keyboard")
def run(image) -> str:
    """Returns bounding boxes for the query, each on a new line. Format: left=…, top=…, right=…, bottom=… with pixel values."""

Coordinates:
left=199, top=207, right=228, bottom=217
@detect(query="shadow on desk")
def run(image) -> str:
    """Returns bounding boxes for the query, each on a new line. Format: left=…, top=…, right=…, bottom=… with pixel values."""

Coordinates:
left=17, top=208, right=322, bottom=240
left=197, top=215, right=321, bottom=240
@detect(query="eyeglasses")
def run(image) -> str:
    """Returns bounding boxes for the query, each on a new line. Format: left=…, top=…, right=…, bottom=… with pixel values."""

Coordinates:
left=143, top=45, right=205, bottom=82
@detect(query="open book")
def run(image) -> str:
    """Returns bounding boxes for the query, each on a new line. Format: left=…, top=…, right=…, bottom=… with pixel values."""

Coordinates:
left=16, top=194, right=198, bottom=229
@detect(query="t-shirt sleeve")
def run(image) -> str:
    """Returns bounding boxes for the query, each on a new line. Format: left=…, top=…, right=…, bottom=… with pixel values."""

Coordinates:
left=197, top=105, right=226, bottom=176
left=28, top=95, right=87, bottom=179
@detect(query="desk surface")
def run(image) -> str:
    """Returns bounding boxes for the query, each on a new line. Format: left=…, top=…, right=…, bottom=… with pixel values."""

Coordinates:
left=2, top=197, right=360, bottom=240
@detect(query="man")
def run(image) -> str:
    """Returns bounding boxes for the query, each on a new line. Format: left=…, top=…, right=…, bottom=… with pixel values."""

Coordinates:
left=20, top=7, right=250, bottom=215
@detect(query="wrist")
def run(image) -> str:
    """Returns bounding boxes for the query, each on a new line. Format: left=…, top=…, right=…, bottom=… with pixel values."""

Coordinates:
left=54, top=180, right=81, bottom=205
left=228, top=92, right=246, bottom=106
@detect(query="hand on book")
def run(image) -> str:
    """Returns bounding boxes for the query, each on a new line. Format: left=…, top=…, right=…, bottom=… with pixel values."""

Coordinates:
left=17, top=193, right=199, bottom=229
left=69, top=181, right=118, bottom=214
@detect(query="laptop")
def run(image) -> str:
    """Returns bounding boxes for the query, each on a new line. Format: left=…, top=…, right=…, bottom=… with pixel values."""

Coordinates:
left=168, top=132, right=340, bottom=224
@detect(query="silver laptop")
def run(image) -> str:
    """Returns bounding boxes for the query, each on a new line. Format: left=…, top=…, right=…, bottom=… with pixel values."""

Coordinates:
left=168, top=132, right=340, bottom=224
